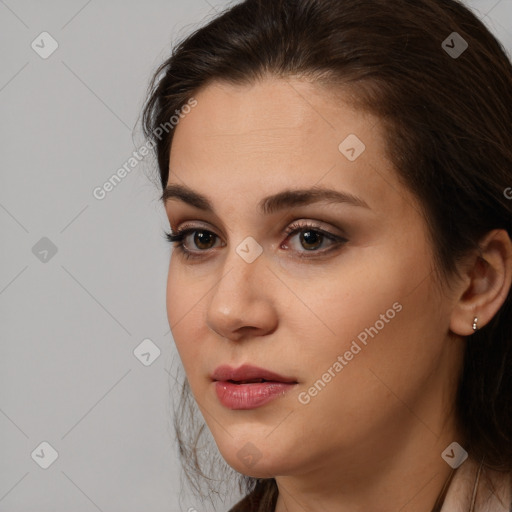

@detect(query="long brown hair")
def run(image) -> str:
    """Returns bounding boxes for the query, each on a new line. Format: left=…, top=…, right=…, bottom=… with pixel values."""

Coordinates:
left=142, top=0, right=512, bottom=509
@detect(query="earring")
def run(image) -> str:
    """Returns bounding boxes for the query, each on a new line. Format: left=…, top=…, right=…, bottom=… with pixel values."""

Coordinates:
left=472, top=316, right=478, bottom=332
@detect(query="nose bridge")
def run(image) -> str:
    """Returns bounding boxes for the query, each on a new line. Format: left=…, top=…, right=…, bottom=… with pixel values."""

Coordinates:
left=206, top=235, right=270, bottom=335
left=215, top=234, right=266, bottom=300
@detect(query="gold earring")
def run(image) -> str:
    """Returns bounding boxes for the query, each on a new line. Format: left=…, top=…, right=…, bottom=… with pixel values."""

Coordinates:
left=472, top=316, right=478, bottom=332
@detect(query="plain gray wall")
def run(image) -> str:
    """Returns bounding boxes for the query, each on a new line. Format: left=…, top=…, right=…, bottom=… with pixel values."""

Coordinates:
left=1, top=1, right=511, bottom=511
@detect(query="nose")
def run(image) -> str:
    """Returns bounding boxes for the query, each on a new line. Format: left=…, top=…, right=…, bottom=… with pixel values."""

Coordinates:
left=205, top=244, right=278, bottom=342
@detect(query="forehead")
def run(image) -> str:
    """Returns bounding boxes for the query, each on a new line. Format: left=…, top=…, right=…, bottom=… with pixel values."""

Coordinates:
left=167, top=77, right=416, bottom=220
left=173, top=77, right=373, bottom=151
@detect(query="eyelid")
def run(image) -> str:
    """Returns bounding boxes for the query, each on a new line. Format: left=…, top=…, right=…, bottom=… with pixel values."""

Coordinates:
left=170, top=219, right=345, bottom=243
left=170, top=216, right=346, bottom=239
left=170, top=220, right=224, bottom=237
left=285, top=217, right=347, bottom=237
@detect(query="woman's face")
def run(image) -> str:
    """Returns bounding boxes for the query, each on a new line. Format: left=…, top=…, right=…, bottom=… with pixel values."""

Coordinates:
left=164, top=77, right=464, bottom=479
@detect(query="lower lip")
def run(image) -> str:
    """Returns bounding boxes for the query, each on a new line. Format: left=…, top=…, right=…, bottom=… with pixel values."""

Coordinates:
left=214, top=381, right=297, bottom=409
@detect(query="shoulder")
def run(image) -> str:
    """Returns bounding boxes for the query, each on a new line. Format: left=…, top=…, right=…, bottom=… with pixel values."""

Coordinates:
left=440, top=456, right=512, bottom=512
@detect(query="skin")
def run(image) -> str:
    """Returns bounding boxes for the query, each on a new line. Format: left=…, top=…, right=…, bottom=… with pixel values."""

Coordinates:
left=163, top=77, right=512, bottom=512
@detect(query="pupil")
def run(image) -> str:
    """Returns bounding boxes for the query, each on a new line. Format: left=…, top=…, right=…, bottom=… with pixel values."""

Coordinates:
left=195, top=231, right=214, bottom=249
left=301, top=230, right=322, bottom=250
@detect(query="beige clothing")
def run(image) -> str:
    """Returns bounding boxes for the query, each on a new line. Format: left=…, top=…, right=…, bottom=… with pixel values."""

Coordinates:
left=439, top=457, right=512, bottom=512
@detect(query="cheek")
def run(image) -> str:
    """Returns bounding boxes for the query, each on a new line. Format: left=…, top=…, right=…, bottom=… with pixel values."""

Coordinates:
left=166, top=257, right=206, bottom=366
left=296, top=232, right=435, bottom=363
left=288, top=251, right=403, bottom=348
left=284, top=268, right=440, bottom=454
left=292, top=270, right=403, bottom=385
left=297, top=244, right=443, bottom=411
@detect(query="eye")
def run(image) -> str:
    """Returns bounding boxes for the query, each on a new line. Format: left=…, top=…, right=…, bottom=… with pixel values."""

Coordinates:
left=282, top=221, right=346, bottom=256
left=164, top=220, right=347, bottom=261
left=165, top=228, right=222, bottom=260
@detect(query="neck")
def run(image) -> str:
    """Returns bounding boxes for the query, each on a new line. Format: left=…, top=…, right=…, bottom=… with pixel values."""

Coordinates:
left=273, top=408, right=463, bottom=512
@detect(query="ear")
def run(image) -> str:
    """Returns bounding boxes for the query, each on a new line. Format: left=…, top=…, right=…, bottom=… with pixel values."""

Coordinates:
left=450, top=229, right=512, bottom=336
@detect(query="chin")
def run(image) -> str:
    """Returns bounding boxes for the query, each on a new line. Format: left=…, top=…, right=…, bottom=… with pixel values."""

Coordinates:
left=217, top=440, right=298, bottom=479
left=224, top=456, right=281, bottom=479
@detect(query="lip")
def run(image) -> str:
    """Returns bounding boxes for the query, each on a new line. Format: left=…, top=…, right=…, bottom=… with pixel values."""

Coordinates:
left=211, top=364, right=298, bottom=410
left=211, top=364, right=297, bottom=384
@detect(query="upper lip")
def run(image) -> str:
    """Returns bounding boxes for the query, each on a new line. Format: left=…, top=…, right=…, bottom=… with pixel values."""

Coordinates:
left=211, top=364, right=298, bottom=383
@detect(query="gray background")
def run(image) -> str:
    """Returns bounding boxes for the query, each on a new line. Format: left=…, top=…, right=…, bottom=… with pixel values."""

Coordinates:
left=1, top=1, right=511, bottom=511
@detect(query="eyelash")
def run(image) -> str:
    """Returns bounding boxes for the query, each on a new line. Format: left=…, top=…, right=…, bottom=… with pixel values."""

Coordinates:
left=164, top=221, right=347, bottom=261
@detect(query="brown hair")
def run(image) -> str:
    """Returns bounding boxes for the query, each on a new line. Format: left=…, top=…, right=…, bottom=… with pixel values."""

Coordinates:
left=142, top=0, right=512, bottom=508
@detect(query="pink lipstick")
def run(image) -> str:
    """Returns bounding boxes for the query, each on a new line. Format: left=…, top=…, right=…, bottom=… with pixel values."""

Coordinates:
left=212, top=364, right=298, bottom=410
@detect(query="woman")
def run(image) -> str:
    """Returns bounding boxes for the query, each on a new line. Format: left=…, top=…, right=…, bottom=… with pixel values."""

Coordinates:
left=142, top=0, right=512, bottom=510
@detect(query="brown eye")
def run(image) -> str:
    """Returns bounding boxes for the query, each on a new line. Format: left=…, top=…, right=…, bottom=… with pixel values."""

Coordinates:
left=192, top=231, right=217, bottom=250
left=165, top=228, right=221, bottom=260
left=299, top=230, right=324, bottom=250
left=282, top=221, right=347, bottom=257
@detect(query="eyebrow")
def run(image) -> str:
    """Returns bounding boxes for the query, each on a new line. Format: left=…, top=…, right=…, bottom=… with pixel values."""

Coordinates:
left=161, top=183, right=371, bottom=215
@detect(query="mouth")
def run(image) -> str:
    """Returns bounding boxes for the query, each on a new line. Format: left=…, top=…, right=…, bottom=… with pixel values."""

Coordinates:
left=211, top=365, right=299, bottom=410
left=227, top=378, right=269, bottom=384
left=211, top=364, right=298, bottom=384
